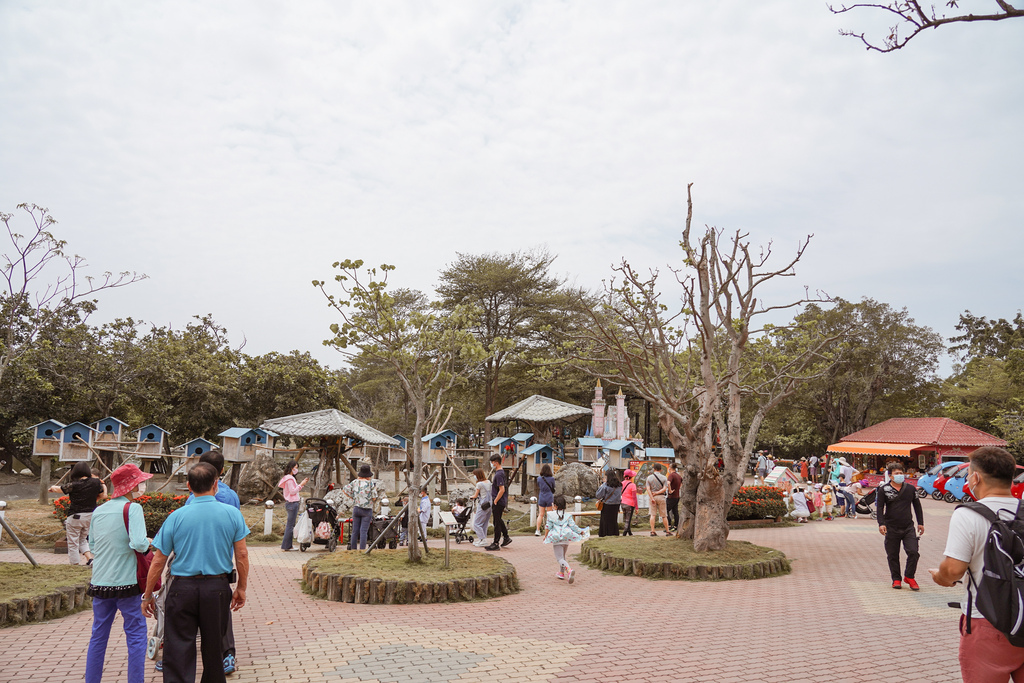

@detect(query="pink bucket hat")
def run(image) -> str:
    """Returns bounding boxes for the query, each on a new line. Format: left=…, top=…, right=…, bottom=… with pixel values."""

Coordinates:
left=111, top=463, right=153, bottom=499
left=624, top=469, right=636, bottom=479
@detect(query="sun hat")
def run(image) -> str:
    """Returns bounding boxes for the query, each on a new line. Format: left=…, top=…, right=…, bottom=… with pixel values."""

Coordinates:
left=860, top=479, right=869, bottom=487
left=110, top=463, right=153, bottom=499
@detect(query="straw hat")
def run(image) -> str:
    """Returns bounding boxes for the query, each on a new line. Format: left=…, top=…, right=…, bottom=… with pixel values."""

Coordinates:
left=111, top=463, right=153, bottom=499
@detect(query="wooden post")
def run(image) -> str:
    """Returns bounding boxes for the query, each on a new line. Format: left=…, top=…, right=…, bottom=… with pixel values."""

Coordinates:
left=229, top=463, right=241, bottom=489
left=141, top=459, right=152, bottom=474
left=520, top=457, right=528, bottom=496
left=38, top=456, right=52, bottom=505
left=394, top=462, right=400, bottom=495
left=440, top=458, right=448, bottom=495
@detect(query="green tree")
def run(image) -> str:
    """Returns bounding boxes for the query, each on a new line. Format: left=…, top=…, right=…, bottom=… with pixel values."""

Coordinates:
left=436, top=249, right=572, bottom=439
left=239, top=350, right=343, bottom=425
left=315, top=261, right=493, bottom=560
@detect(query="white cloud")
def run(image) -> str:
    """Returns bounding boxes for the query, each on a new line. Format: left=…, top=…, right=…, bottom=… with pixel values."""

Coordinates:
left=0, top=1, right=1021, bottom=372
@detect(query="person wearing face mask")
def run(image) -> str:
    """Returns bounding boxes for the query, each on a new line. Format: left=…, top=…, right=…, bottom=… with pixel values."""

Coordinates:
left=876, top=461, right=925, bottom=590
left=278, top=460, right=309, bottom=552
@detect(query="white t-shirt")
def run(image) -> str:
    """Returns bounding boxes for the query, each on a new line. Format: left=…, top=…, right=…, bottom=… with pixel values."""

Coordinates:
left=840, top=465, right=854, bottom=484
left=790, top=492, right=810, bottom=517
left=475, top=480, right=490, bottom=504
left=942, top=496, right=1020, bottom=618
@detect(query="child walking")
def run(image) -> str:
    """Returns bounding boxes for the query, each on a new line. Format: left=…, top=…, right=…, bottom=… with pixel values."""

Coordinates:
left=543, top=494, right=590, bottom=583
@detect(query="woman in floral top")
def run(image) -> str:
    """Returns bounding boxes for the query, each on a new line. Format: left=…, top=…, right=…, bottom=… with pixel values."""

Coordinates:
left=342, top=464, right=380, bottom=549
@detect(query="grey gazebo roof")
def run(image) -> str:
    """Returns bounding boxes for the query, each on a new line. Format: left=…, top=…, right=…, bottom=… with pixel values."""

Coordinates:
left=485, top=394, right=593, bottom=424
left=260, top=409, right=399, bottom=447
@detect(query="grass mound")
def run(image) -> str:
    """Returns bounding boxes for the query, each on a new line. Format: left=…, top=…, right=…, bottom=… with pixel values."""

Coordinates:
left=0, top=562, right=92, bottom=602
left=581, top=536, right=789, bottom=580
left=305, top=549, right=506, bottom=582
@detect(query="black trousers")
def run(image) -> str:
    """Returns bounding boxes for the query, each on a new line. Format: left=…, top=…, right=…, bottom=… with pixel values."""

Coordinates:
left=884, top=525, right=920, bottom=581
left=667, top=498, right=680, bottom=528
left=599, top=504, right=620, bottom=537
left=164, top=576, right=232, bottom=683
left=491, top=503, right=508, bottom=544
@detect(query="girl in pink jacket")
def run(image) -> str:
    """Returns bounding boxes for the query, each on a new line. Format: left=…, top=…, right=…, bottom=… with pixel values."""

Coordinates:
left=620, top=470, right=638, bottom=536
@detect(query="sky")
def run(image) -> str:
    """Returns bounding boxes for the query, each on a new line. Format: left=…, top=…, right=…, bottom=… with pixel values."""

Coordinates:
left=1, top=1, right=1021, bottom=374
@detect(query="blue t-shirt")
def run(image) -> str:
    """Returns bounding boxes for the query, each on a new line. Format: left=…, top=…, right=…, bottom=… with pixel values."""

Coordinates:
left=537, top=476, right=556, bottom=506
left=185, top=480, right=241, bottom=509
left=153, top=495, right=249, bottom=576
left=491, top=469, right=508, bottom=507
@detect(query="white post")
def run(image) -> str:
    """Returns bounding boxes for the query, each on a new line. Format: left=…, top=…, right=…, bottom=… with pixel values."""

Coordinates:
left=380, top=498, right=391, bottom=518
left=433, top=497, right=441, bottom=529
left=574, top=495, right=582, bottom=514
left=0, top=500, right=6, bottom=542
left=263, top=500, right=274, bottom=536
left=530, top=496, right=538, bottom=527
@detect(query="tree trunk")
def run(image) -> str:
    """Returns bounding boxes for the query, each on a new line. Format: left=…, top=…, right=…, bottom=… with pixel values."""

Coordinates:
left=311, top=439, right=335, bottom=499
left=408, top=404, right=425, bottom=562
left=693, top=469, right=729, bottom=551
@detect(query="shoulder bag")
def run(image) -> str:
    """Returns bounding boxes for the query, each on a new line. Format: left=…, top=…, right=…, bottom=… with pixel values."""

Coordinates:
left=122, top=502, right=160, bottom=594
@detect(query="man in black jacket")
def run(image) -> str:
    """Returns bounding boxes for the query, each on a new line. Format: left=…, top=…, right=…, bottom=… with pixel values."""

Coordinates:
left=876, top=461, right=925, bottom=590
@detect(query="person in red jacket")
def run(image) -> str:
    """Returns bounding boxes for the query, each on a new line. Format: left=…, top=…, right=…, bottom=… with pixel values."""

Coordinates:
left=621, top=470, right=638, bottom=536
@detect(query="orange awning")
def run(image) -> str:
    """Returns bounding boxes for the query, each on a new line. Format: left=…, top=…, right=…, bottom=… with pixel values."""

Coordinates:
left=826, top=441, right=931, bottom=457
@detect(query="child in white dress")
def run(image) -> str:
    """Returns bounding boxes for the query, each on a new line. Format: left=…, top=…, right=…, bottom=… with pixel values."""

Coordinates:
left=543, top=494, right=590, bottom=583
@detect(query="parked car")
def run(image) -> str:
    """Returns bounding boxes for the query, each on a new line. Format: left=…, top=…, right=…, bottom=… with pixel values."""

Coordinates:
left=916, top=460, right=967, bottom=499
left=932, top=462, right=970, bottom=501
left=943, top=466, right=973, bottom=503
left=962, top=464, right=1024, bottom=502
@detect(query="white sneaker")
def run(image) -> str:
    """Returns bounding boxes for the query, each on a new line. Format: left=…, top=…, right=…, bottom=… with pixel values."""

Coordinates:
left=534, top=529, right=541, bottom=536
left=473, top=540, right=485, bottom=546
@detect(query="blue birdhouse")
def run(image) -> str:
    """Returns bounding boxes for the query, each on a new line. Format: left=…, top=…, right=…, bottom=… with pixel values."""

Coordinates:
left=252, top=428, right=278, bottom=448
left=487, top=436, right=517, bottom=469
left=577, top=437, right=604, bottom=463
left=522, top=443, right=554, bottom=476
left=92, top=417, right=129, bottom=447
left=421, top=430, right=456, bottom=464
left=219, top=427, right=259, bottom=463
left=134, top=424, right=169, bottom=459
left=59, top=422, right=98, bottom=462
left=28, top=420, right=66, bottom=457
left=606, top=439, right=638, bottom=470
left=179, top=437, right=217, bottom=458
left=389, top=435, right=409, bottom=462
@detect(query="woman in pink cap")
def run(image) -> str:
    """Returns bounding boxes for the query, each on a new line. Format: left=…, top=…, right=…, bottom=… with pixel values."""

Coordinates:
left=85, top=463, right=152, bottom=683
left=621, top=470, right=638, bottom=536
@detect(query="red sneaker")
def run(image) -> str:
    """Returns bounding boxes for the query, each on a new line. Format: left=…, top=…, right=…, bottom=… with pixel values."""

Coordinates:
left=905, top=577, right=920, bottom=591
left=892, top=580, right=902, bottom=589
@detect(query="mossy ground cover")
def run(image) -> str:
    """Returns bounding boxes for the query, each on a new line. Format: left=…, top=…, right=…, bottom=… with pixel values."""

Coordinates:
left=305, top=549, right=506, bottom=582
left=580, top=536, right=790, bottom=580
left=0, top=562, right=91, bottom=602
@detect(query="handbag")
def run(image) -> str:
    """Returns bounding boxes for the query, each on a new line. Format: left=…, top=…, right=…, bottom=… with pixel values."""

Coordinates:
left=122, top=502, right=160, bottom=594
left=595, top=500, right=604, bottom=511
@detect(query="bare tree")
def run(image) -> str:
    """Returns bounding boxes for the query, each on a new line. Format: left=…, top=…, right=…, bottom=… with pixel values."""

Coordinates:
left=575, top=185, right=837, bottom=551
left=0, top=204, right=146, bottom=387
left=830, top=1, right=1024, bottom=52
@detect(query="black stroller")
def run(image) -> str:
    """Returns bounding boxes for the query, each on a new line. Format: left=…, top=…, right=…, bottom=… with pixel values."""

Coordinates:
left=855, top=488, right=877, bottom=520
left=367, top=517, right=399, bottom=549
left=301, top=498, right=341, bottom=552
left=452, top=500, right=475, bottom=544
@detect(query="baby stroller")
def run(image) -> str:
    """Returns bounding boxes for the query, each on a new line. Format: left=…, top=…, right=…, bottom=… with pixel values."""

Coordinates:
left=367, top=516, right=400, bottom=549
left=855, top=488, right=877, bottom=520
left=146, top=552, right=175, bottom=664
left=452, top=500, right=475, bottom=544
left=300, top=498, right=342, bottom=552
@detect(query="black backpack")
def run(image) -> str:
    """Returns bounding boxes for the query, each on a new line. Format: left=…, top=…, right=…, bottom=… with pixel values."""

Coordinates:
left=957, top=500, right=1024, bottom=645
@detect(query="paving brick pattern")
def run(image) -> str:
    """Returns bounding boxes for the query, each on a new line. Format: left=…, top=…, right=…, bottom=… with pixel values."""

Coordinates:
left=0, top=496, right=965, bottom=682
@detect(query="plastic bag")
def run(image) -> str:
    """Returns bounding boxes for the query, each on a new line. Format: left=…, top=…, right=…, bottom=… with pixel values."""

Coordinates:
left=295, top=512, right=313, bottom=545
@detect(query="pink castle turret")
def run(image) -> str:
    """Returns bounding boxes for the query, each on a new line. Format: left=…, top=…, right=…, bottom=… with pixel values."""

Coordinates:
left=591, top=380, right=606, bottom=439
left=616, top=388, right=626, bottom=441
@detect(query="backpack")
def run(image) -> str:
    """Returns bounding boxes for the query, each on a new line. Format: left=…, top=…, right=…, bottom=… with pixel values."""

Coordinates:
left=957, top=500, right=1024, bottom=645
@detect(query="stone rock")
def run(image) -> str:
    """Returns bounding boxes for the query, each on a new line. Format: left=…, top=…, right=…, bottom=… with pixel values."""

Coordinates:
left=446, top=484, right=476, bottom=507
left=235, top=450, right=286, bottom=501
left=554, top=461, right=600, bottom=499
left=19, top=468, right=32, bottom=476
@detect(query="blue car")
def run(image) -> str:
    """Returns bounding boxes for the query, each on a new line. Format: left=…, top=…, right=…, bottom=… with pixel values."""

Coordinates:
left=916, top=460, right=966, bottom=499
left=944, top=466, right=973, bottom=503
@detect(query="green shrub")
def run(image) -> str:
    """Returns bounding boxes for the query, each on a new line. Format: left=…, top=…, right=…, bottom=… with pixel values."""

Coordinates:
left=53, top=492, right=188, bottom=535
left=728, top=486, right=787, bottom=520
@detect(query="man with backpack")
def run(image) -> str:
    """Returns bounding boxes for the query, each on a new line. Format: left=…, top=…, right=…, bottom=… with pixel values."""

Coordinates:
left=930, top=446, right=1024, bottom=682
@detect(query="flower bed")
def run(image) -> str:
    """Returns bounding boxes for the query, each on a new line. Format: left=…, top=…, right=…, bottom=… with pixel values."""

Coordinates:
left=728, top=486, right=787, bottom=521
left=54, top=492, right=188, bottom=535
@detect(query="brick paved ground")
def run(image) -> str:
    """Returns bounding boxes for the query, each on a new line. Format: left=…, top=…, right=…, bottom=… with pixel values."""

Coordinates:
left=0, top=496, right=965, bottom=682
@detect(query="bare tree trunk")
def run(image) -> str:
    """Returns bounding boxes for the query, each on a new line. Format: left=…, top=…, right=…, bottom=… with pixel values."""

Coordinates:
left=408, top=404, right=425, bottom=562
left=694, top=467, right=729, bottom=552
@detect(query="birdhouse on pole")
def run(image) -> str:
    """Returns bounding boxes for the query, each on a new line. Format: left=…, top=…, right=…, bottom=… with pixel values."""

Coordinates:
left=59, top=422, right=98, bottom=462
left=179, top=437, right=217, bottom=459
left=577, top=437, right=604, bottom=464
left=92, top=417, right=129, bottom=446
left=389, top=434, right=409, bottom=462
left=421, top=430, right=456, bottom=465
left=219, top=427, right=259, bottom=463
left=523, top=443, right=554, bottom=477
left=29, top=420, right=65, bottom=458
left=133, top=425, right=169, bottom=459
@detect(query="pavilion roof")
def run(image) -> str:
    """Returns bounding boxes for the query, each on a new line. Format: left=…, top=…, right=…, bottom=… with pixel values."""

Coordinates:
left=839, top=418, right=1006, bottom=448
left=260, top=409, right=399, bottom=446
left=485, top=395, right=592, bottom=423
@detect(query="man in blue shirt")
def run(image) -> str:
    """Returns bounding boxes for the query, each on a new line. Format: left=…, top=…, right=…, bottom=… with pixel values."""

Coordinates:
left=182, top=450, right=240, bottom=674
left=143, top=462, right=249, bottom=683
left=185, top=450, right=240, bottom=510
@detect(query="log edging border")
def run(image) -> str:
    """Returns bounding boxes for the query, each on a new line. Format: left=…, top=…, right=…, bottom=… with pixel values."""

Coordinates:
left=1, top=583, right=92, bottom=628
left=301, top=557, right=520, bottom=604
left=579, top=540, right=791, bottom=580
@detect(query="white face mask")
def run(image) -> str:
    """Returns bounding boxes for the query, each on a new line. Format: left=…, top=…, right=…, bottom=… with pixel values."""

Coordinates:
left=136, top=482, right=147, bottom=494
left=892, top=474, right=905, bottom=484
